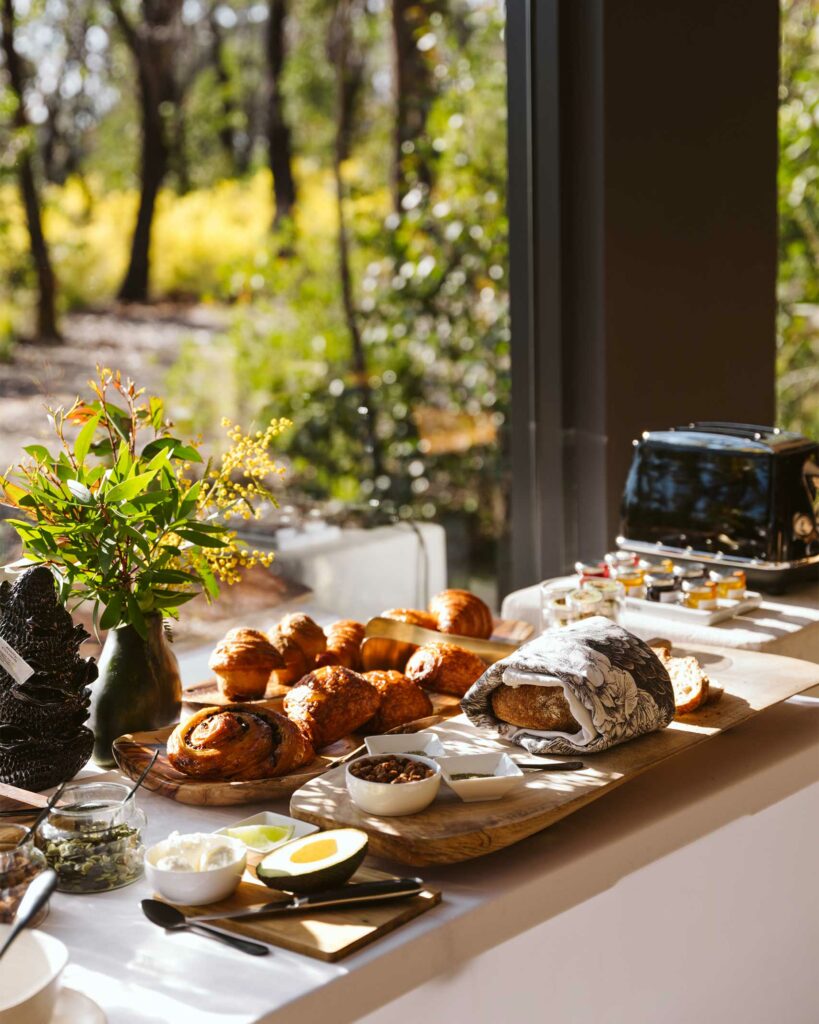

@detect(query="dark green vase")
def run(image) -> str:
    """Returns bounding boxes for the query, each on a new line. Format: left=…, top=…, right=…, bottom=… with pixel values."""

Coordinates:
left=89, top=615, right=182, bottom=767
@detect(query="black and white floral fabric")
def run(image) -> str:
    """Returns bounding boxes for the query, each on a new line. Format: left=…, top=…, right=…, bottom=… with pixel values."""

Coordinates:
left=461, top=617, right=675, bottom=755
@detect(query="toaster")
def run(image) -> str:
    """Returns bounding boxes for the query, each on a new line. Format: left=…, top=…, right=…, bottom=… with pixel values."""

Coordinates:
left=618, top=422, right=819, bottom=591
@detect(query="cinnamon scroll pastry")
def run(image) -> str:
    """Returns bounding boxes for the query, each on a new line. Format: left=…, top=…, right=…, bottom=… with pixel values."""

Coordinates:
left=167, top=705, right=314, bottom=780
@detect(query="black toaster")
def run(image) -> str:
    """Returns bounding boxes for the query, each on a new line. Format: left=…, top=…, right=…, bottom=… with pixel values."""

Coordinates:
left=618, top=422, right=819, bottom=591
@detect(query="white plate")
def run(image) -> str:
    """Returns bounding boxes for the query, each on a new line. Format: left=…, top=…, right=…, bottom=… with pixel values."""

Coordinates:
left=624, top=590, right=763, bottom=625
left=52, top=989, right=106, bottom=1024
left=215, top=812, right=318, bottom=862
left=364, top=731, right=446, bottom=758
left=438, top=753, right=524, bottom=802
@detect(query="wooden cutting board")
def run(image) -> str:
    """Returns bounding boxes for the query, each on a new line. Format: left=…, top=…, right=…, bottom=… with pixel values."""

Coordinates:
left=289, top=644, right=819, bottom=865
left=163, top=866, right=441, bottom=962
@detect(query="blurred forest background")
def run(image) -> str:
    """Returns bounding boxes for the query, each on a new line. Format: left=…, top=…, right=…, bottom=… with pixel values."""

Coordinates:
left=0, top=0, right=817, bottom=597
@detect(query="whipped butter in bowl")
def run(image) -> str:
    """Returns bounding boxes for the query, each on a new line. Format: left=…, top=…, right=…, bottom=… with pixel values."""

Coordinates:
left=145, top=832, right=246, bottom=906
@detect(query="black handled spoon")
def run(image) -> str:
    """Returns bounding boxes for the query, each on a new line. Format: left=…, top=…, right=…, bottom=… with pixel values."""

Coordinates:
left=0, top=869, right=58, bottom=961
left=141, top=899, right=270, bottom=957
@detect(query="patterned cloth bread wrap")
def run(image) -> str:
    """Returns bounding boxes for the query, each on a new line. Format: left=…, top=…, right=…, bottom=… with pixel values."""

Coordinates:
left=460, top=617, right=675, bottom=755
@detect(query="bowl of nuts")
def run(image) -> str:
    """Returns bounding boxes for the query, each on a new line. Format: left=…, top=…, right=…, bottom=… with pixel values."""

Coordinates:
left=345, top=754, right=441, bottom=817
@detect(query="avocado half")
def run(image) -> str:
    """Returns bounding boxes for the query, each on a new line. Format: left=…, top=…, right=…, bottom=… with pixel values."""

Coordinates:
left=256, top=828, right=368, bottom=893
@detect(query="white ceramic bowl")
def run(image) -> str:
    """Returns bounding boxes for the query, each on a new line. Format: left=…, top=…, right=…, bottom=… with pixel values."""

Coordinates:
left=346, top=754, right=441, bottom=816
left=364, top=731, right=446, bottom=758
left=0, top=925, right=68, bottom=1024
left=438, top=752, right=524, bottom=802
left=144, top=834, right=246, bottom=906
left=214, top=812, right=318, bottom=866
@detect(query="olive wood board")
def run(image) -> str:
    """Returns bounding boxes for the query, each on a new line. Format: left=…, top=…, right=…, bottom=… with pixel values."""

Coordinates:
left=182, top=617, right=534, bottom=707
left=288, top=644, right=819, bottom=865
left=112, top=703, right=460, bottom=806
left=162, top=865, right=441, bottom=962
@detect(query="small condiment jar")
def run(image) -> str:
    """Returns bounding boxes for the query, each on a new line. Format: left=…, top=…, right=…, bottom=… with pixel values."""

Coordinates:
left=682, top=580, right=718, bottom=610
left=581, top=578, right=625, bottom=622
left=709, top=568, right=747, bottom=600
left=604, top=551, right=637, bottom=572
left=644, top=571, right=680, bottom=603
left=639, top=557, right=675, bottom=574
left=543, top=596, right=578, bottom=628
left=616, top=569, right=646, bottom=599
left=0, top=824, right=48, bottom=925
left=567, top=587, right=604, bottom=619
left=574, top=561, right=609, bottom=579
left=673, top=562, right=708, bottom=583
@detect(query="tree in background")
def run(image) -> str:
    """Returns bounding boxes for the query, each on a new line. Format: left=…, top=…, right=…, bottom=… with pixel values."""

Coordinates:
left=0, top=0, right=60, bottom=342
left=109, top=0, right=183, bottom=302
left=266, top=0, right=297, bottom=225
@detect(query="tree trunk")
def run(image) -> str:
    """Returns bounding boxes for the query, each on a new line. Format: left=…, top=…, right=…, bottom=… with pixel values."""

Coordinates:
left=266, top=0, right=296, bottom=226
left=209, top=13, right=238, bottom=171
left=391, top=0, right=439, bottom=211
left=329, top=0, right=382, bottom=480
left=1, top=0, right=60, bottom=342
left=111, top=0, right=181, bottom=303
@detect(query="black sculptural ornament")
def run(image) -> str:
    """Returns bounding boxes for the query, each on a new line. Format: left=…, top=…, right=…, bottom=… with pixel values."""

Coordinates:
left=0, top=566, right=97, bottom=791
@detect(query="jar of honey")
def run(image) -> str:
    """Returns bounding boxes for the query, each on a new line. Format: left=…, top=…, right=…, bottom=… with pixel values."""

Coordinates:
left=682, top=580, right=717, bottom=610
left=673, top=562, right=708, bottom=583
left=616, top=569, right=646, bottom=599
left=639, top=558, right=674, bottom=574
left=709, top=569, right=747, bottom=600
left=605, top=551, right=637, bottom=573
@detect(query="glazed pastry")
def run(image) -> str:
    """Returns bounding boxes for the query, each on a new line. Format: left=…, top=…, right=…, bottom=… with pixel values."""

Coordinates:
left=363, top=670, right=433, bottom=733
left=208, top=628, right=283, bottom=700
left=315, top=620, right=365, bottom=671
left=490, top=683, right=576, bottom=732
left=428, top=589, right=493, bottom=639
left=404, top=641, right=486, bottom=697
left=167, top=705, right=314, bottom=780
left=283, top=665, right=380, bottom=749
left=268, top=613, right=327, bottom=686
left=381, top=608, right=438, bottom=631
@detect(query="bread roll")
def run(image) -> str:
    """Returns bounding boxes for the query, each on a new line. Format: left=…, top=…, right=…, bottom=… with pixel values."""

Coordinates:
left=490, top=683, right=576, bottom=732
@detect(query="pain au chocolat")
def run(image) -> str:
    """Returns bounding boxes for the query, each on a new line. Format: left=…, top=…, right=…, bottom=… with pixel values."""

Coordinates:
left=283, top=665, right=380, bottom=749
left=363, top=670, right=433, bottom=732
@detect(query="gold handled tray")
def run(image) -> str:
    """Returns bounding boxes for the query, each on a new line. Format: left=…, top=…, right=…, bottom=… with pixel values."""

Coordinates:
left=289, top=644, right=819, bottom=865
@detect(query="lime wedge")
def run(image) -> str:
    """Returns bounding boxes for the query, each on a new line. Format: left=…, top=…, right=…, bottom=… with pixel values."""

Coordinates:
left=225, top=824, right=295, bottom=852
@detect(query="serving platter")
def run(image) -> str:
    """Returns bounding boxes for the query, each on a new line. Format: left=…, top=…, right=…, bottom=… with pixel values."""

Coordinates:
left=289, top=644, right=819, bottom=865
left=162, top=865, right=441, bottom=962
left=113, top=703, right=460, bottom=806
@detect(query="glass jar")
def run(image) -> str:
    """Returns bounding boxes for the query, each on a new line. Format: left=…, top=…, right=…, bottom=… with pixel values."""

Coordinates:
left=581, top=578, right=625, bottom=622
left=567, top=587, right=604, bottom=620
left=639, top=558, right=675, bottom=574
left=616, top=567, right=646, bottom=598
left=709, top=569, right=747, bottom=600
left=36, top=782, right=146, bottom=894
left=574, top=561, right=608, bottom=580
left=645, top=571, right=681, bottom=603
left=673, top=562, right=708, bottom=583
left=682, top=580, right=718, bottom=610
left=0, top=824, right=48, bottom=924
left=540, top=581, right=578, bottom=630
left=604, top=550, right=636, bottom=573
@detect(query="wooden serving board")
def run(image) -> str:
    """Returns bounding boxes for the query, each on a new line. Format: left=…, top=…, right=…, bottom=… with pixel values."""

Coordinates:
left=113, top=699, right=461, bottom=806
left=289, top=644, right=819, bottom=865
left=163, top=866, right=441, bottom=962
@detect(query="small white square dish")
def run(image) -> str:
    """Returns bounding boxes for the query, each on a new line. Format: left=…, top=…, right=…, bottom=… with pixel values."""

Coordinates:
left=438, top=752, right=524, bottom=802
left=364, top=731, right=445, bottom=758
left=215, top=811, right=317, bottom=863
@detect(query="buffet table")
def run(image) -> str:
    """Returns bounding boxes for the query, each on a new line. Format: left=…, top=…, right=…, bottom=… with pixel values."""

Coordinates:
left=42, top=647, right=819, bottom=1024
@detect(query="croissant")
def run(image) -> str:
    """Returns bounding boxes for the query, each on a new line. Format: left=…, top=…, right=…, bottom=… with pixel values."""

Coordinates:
left=315, top=620, right=365, bottom=671
left=167, top=705, right=314, bottom=780
left=404, top=641, right=487, bottom=697
left=283, top=665, right=380, bottom=749
left=429, top=589, right=493, bottom=639
left=381, top=608, right=438, bottom=631
left=363, top=670, right=433, bottom=733
left=268, top=613, right=327, bottom=686
left=208, top=627, right=283, bottom=701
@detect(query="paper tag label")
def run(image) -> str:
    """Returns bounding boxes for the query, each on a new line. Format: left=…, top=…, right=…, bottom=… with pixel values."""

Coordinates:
left=0, top=636, right=35, bottom=684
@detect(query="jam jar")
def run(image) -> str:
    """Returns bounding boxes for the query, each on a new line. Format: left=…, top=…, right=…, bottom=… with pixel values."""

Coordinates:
left=0, top=824, right=48, bottom=924
left=673, top=563, right=708, bottom=584
left=36, top=782, right=146, bottom=894
left=574, top=561, right=608, bottom=580
left=605, top=551, right=637, bottom=573
left=644, top=572, right=680, bottom=603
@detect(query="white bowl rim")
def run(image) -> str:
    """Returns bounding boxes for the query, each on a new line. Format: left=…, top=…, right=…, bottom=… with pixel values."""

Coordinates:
left=145, top=833, right=246, bottom=873
left=438, top=752, right=524, bottom=783
left=364, top=731, right=444, bottom=753
left=0, top=925, right=68, bottom=1011
left=345, top=752, right=442, bottom=786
